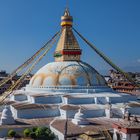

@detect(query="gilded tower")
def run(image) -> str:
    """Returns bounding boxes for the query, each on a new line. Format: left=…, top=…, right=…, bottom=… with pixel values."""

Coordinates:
left=54, top=8, right=82, bottom=62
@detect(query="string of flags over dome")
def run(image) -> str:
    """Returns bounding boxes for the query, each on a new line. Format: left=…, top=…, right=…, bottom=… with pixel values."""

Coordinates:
left=0, top=7, right=139, bottom=104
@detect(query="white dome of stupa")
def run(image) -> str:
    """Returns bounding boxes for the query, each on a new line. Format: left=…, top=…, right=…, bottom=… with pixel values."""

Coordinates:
left=29, top=61, right=107, bottom=87
left=27, top=9, right=108, bottom=92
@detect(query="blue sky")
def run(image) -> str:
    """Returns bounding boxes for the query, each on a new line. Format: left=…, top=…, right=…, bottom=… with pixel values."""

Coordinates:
left=0, top=0, right=140, bottom=74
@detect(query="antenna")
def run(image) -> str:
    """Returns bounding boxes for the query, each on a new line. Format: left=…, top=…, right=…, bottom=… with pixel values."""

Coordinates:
left=66, top=0, right=69, bottom=9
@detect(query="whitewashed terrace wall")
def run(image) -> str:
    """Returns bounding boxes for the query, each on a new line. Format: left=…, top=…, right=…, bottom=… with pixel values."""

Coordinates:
left=128, top=107, right=140, bottom=115
left=60, top=109, right=78, bottom=118
left=31, top=96, right=62, bottom=104
left=110, top=95, right=137, bottom=104
left=96, top=97, right=108, bottom=104
left=14, top=108, right=60, bottom=119
left=11, top=94, right=27, bottom=102
left=67, top=98, right=95, bottom=104
left=111, top=108, right=123, bottom=118
left=82, top=109, right=105, bottom=118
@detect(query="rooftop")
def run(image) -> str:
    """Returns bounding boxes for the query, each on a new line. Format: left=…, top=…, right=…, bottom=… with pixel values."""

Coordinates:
left=12, top=102, right=58, bottom=110
left=51, top=117, right=117, bottom=136
left=0, top=118, right=53, bottom=129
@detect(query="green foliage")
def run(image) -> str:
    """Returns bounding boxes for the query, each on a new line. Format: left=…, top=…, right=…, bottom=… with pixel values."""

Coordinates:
left=23, top=128, right=32, bottom=137
left=47, top=132, right=55, bottom=140
left=35, top=127, right=45, bottom=138
left=23, top=126, right=55, bottom=140
left=35, top=127, right=55, bottom=139
left=7, top=127, right=55, bottom=139
left=8, top=129, right=16, bottom=137
left=30, top=132, right=36, bottom=139
left=32, top=127, right=38, bottom=132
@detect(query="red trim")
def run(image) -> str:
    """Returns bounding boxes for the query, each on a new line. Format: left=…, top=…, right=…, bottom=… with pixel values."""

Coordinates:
left=112, top=123, right=140, bottom=134
left=61, top=50, right=82, bottom=55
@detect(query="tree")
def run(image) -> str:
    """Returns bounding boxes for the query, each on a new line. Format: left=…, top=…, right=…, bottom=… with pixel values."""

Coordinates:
left=35, top=127, right=55, bottom=140
left=8, top=129, right=16, bottom=138
left=22, top=126, right=55, bottom=140
left=47, top=132, right=55, bottom=140
left=32, top=127, right=38, bottom=132
left=35, top=127, right=45, bottom=138
left=23, top=128, right=32, bottom=137
left=30, top=132, right=36, bottom=139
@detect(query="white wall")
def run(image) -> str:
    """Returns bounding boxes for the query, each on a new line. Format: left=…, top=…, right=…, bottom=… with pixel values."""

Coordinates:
left=110, top=95, right=137, bottom=104
left=113, top=128, right=140, bottom=140
left=15, top=108, right=60, bottom=119
left=67, top=98, right=95, bottom=104
left=60, top=109, right=78, bottom=119
left=82, top=109, right=105, bottom=118
left=11, top=94, right=27, bottom=102
left=128, top=107, right=140, bottom=115
left=31, top=96, right=62, bottom=104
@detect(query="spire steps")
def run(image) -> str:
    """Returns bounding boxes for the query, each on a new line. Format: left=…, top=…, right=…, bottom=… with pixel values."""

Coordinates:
left=54, top=8, right=82, bottom=62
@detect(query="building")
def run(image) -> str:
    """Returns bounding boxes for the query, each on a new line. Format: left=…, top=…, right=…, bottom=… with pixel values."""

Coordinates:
left=107, top=69, right=139, bottom=93
left=113, top=114, right=140, bottom=140
left=0, top=8, right=140, bottom=139
left=135, top=73, right=140, bottom=84
left=0, top=70, right=32, bottom=94
left=0, top=71, right=13, bottom=94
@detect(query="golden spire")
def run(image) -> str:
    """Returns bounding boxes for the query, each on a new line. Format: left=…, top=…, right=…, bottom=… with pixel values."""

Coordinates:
left=54, top=8, right=82, bottom=62
left=61, top=8, right=73, bottom=26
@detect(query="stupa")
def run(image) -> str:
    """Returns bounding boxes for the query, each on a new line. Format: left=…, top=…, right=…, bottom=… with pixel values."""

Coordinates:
left=5, top=8, right=139, bottom=120
left=0, top=106, right=15, bottom=125
left=72, top=106, right=89, bottom=125
left=0, top=9, right=139, bottom=137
